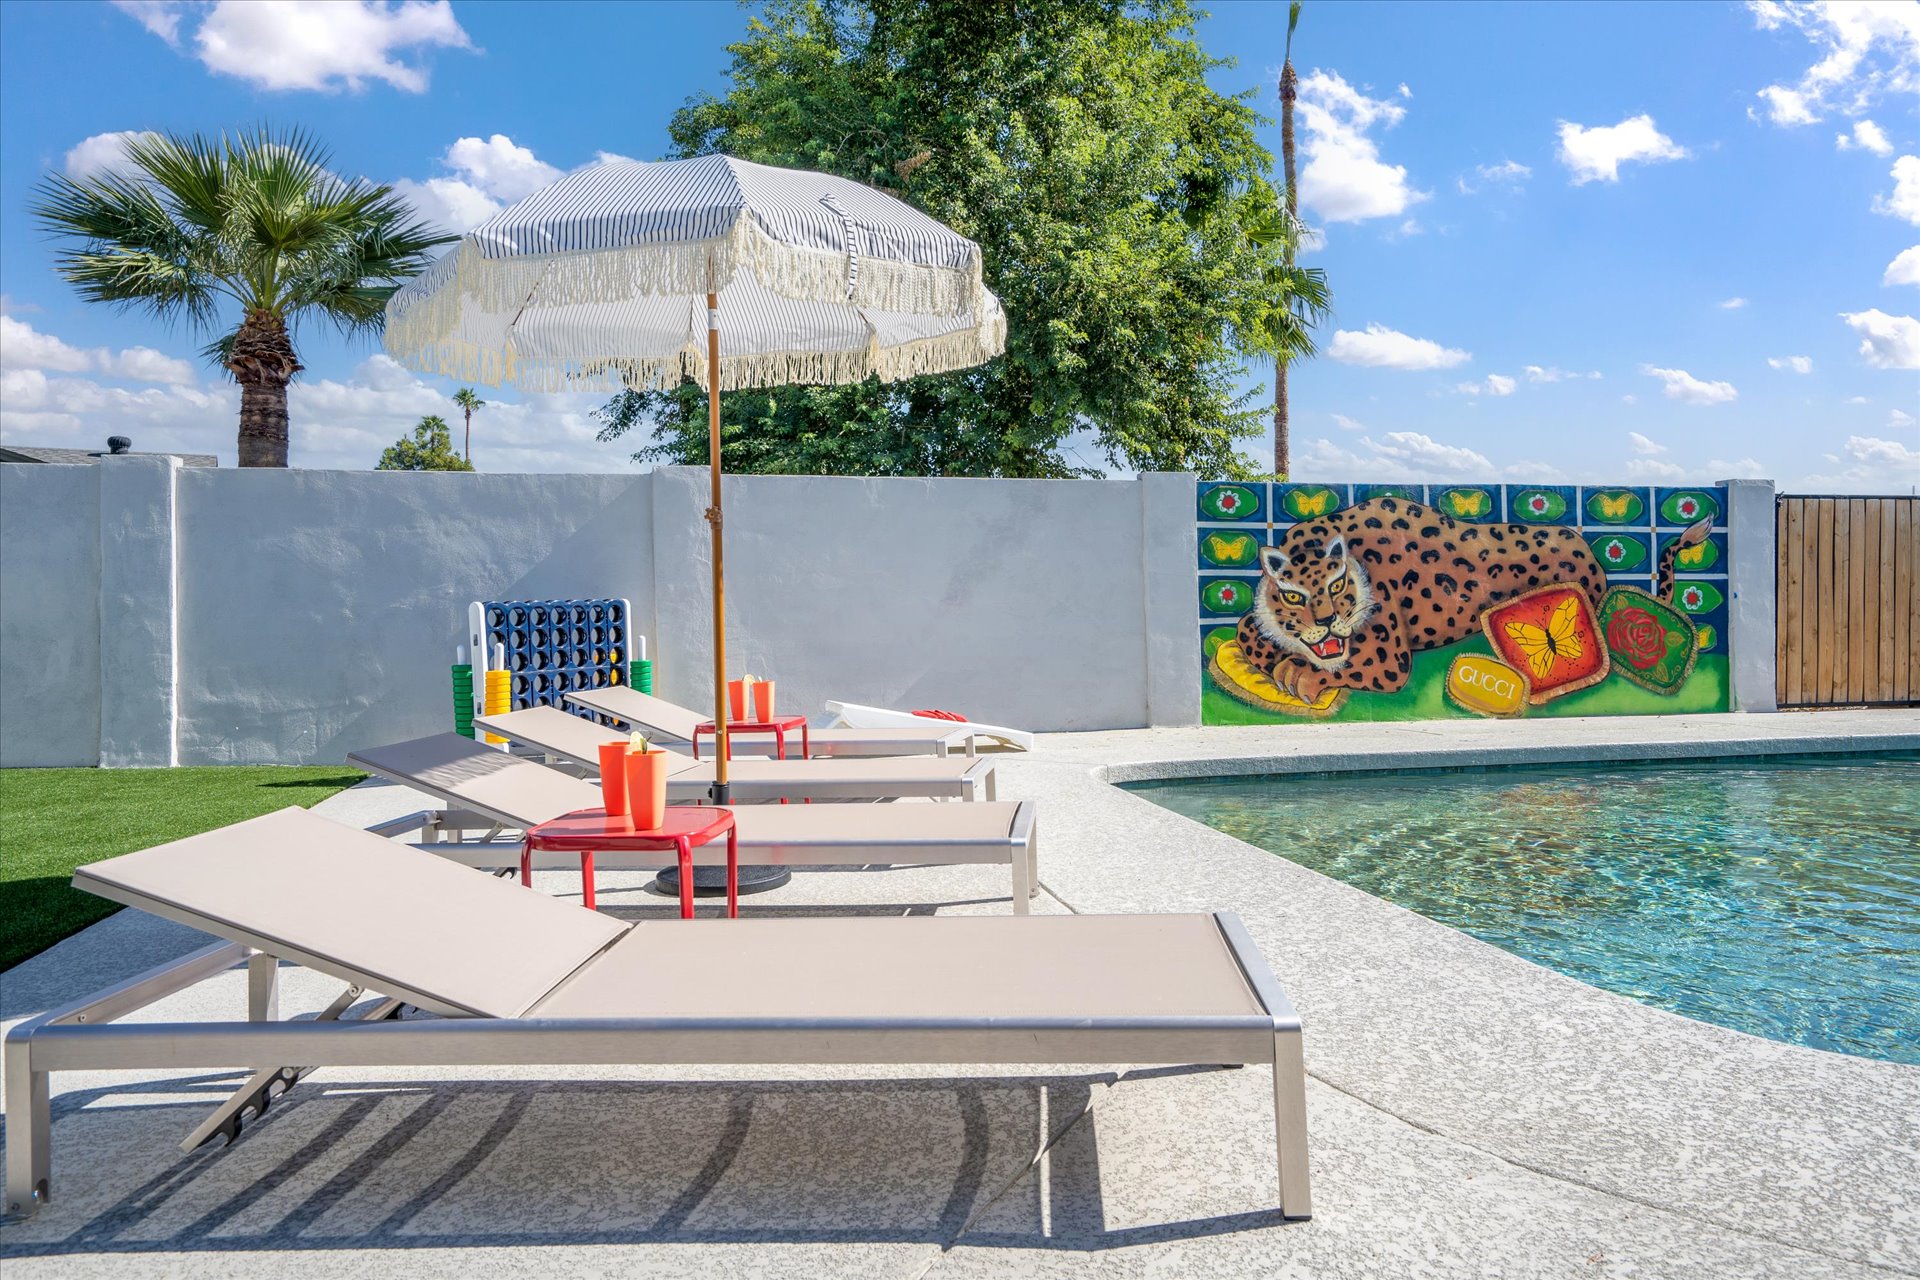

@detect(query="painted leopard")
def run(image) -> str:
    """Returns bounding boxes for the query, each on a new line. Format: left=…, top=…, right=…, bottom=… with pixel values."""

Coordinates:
left=1234, top=497, right=1710, bottom=703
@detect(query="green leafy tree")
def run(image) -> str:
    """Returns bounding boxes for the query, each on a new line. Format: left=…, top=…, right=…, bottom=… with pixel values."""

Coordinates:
left=31, top=128, right=449, bottom=468
left=452, top=387, right=486, bottom=463
left=599, top=0, right=1298, bottom=479
left=378, top=415, right=474, bottom=471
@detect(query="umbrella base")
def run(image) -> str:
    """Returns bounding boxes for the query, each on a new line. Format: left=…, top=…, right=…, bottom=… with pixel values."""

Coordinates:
left=655, top=864, right=792, bottom=898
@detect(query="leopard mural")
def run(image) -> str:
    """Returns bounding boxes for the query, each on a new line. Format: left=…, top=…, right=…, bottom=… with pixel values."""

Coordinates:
left=1228, top=497, right=1710, bottom=705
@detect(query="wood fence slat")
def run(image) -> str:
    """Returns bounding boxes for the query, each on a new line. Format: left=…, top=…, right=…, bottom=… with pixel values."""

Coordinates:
left=1878, top=499, right=1898, bottom=700
left=1781, top=498, right=1797, bottom=702
left=1814, top=499, right=1836, bottom=703
left=1861, top=500, right=1882, bottom=704
left=1843, top=498, right=1858, bottom=702
left=1903, top=501, right=1917, bottom=703
left=1777, top=502, right=1794, bottom=705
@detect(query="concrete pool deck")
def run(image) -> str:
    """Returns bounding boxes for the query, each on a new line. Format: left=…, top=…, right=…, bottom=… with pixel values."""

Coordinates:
left=3, top=708, right=1916, bottom=1277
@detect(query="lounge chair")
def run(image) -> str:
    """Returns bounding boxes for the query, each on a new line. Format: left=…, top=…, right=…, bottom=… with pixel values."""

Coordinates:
left=825, top=700, right=1035, bottom=751
left=3, top=808, right=1310, bottom=1221
left=348, top=733, right=1040, bottom=911
left=360, top=728, right=996, bottom=806
left=565, top=685, right=979, bottom=757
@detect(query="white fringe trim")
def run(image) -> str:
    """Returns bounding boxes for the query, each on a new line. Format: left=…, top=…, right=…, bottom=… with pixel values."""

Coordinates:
left=385, top=212, right=988, bottom=366
left=387, top=306, right=1007, bottom=394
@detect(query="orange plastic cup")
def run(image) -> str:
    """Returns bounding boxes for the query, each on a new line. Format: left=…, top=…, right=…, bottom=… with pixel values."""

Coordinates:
left=625, top=748, right=670, bottom=830
left=752, top=679, right=776, bottom=721
left=728, top=679, right=749, bottom=721
left=598, top=742, right=631, bottom=817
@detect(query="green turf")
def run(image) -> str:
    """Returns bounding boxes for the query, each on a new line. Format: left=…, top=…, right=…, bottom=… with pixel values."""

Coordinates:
left=1203, top=640, right=1731, bottom=726
left=0, top=766, right=363, bottom=971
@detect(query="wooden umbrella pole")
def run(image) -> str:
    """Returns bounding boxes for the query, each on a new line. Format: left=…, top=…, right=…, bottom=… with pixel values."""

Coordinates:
left=705, top=291, right=730, bottom=803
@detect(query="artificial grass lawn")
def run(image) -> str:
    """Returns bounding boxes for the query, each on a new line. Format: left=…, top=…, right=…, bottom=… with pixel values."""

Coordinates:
left=1202, top=639, right=1731, bottom=726
left=0, top=765, right=363, bottom=971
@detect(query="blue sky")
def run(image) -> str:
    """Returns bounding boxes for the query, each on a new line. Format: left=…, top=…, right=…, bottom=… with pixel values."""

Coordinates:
left=0, top=0, right=1914, bottom=489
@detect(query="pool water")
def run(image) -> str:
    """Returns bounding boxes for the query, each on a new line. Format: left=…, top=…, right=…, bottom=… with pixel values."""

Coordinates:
left=1131, top=754, right=1920, bottom=1063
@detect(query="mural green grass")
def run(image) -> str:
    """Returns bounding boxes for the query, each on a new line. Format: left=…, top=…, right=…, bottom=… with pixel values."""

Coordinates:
left=1203, top=641, right=1729, bottom=726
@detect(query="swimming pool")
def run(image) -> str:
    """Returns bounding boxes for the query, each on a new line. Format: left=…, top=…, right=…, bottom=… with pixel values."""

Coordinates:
left=1130, top=754, right=1920, bottom=1064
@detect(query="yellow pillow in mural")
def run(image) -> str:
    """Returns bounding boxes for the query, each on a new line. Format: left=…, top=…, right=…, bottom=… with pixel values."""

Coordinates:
left=1209, top=640, right=1347, bottom=718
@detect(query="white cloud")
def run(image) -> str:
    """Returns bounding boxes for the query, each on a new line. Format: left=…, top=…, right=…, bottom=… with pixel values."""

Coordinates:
left=1873, top=154, right=1920, bottom=224
left=1455, top=373, right=1516, bottom=396
left=1844, top=394, right=1871, bottom=403
left=1457, top=159, right=1531, bottom=194
left=1625, top=458, right=1686, bottom=480
left=1768, top=354, right=1815, bottom=373
left=1642, top=364, right=1739, bottom=404
left=1793, top=434, right=1920, bottom=491
left=1837, top=118, right=1895, bottom=153
left=1748, top=0, right=1920, bottom=126
left=110, top=0, right=184, bottom=44
left=120, top=1, right=476, bottom=93
left=1840, top=308, right=1920, bottom=367
left=1524, top=364, right=1602, bottom=382
left=1718, top=296, right=1749, bottom=310
left=391, top=176, right=502, bottom=235
left=1294, top=70, right=1428, bottom=224
left=1556, top=114, right=1689, bottom=184
left=395, top=134, right=573, bottom=234
left=1707, top=457, right=1769, bottom=479
left=592, top=150, right=638, bottom=167
left=444, top=135, right=562, bottom=200
left=0, top=316, right=96, bottom=373
left=1621, top=394, right=1639, bottom=405
left=1889, top=407, right=1916, bottom=428
left=1297, top=430, right=1569, bottom=483
left=1327, top=322, right=1470, bottom=370
left=63, top=130, right=161, bottom=180
left=1885, top=245, right=1920, bottom=285
left=1629, top=431, right=1668, bottom=456
left=0, top=315, right=198, bottom=386
left=1330, top=413, right=1367, bottom=432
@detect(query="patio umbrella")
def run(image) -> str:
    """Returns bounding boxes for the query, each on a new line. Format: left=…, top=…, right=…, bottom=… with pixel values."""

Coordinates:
left=383, top=153, right=1005, bottom=826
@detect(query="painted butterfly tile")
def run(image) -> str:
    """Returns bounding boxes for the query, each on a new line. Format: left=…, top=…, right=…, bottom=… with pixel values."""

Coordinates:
left=1584, top=488, right=1647, bottom=525
left=1481, top=585, right=1610, bottom=703
left=1510, top=487, right=1572, bottom=523
left=1197, top=482, right=1264, bottom=523
left=1656, top=487, right=1722, bottom=526
left=1273, top=483, right=1347, bottom=523
left=1433, top=486, right=1497, bottom=521
left=1587, top=532, right=1649, bottom=572
left=1662, top=531, right=1725, bottom=573
left=1199, top=529, right=1261, bottom=569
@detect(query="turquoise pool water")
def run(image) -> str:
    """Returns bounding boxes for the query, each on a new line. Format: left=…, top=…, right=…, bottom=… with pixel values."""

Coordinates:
left=1131, top=754, right=1920, bottom=1063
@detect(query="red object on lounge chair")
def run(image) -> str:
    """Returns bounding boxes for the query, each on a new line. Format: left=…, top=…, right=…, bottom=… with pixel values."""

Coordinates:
left=911, top=709, right=969, bottom=722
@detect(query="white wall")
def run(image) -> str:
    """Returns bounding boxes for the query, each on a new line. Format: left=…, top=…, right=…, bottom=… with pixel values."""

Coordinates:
left=0, top=462, right=1198, bottom=766
left=0, top=464, right=101, bottom=766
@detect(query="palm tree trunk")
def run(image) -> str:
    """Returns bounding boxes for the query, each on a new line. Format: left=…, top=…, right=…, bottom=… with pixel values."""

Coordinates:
left=1276, top=55, right=1299, bottom=481
left=227, top=309, right=302, bottom=468
left=463, top=408, right=472, bottom=463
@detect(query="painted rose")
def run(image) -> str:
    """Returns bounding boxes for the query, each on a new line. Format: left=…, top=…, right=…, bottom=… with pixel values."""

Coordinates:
left=1606, top=606, right=1667, bottom=670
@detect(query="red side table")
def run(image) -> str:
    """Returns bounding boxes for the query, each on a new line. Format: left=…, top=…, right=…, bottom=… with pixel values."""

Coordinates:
left=692, top=715, right=810, bottom=761
left=522, top=806, right=737, bottom=919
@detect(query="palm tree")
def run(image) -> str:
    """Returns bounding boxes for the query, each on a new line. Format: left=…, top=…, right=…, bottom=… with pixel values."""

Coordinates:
left=1244, top=203, right=1331, bottom=465
left=452, top=387, right=486, bottom=464
left=31, top=128, right=449, bottom=467
left=1275, top=0, right=1304, bottom=479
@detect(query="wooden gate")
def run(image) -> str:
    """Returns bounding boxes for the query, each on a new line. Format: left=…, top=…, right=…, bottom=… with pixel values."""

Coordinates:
left=1776, top=496, right=1918, bottom=708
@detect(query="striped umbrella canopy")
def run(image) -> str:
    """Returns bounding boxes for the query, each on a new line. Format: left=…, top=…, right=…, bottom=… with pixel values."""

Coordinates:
left=383, top=153, right=1004, bottom=808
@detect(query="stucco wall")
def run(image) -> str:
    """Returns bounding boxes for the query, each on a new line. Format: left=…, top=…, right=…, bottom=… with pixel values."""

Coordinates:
left=172, top=468, right=655, bottom=764
left=649, top=468, right=1190, bottom=732
left=0, top=464, right=101, bottom=767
